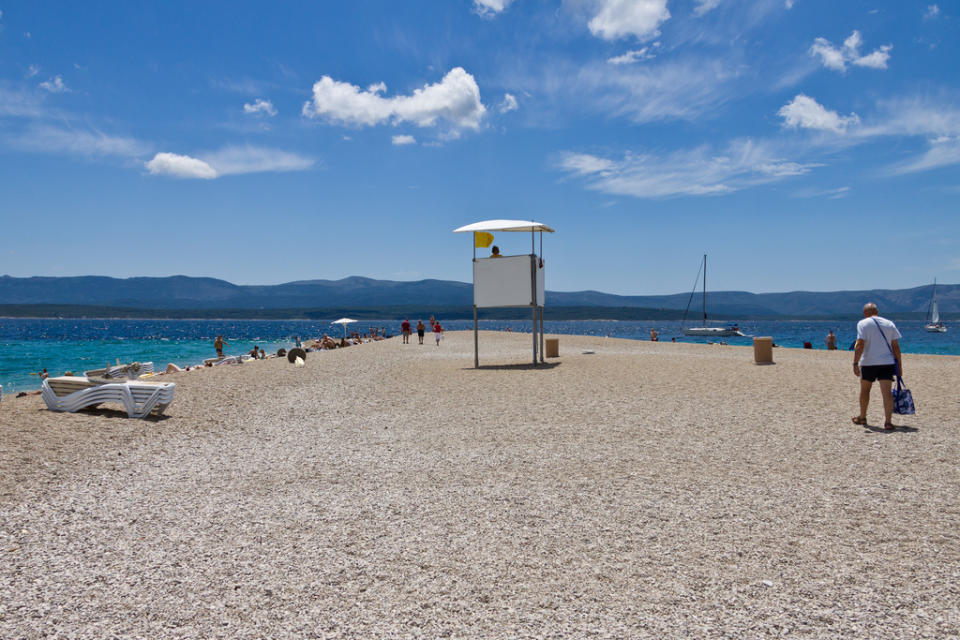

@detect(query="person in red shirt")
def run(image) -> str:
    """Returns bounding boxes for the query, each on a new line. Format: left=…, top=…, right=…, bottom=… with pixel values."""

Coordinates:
left=400, top=318, right=411, bottom=344
left=433, top=321, right=443, bottom=346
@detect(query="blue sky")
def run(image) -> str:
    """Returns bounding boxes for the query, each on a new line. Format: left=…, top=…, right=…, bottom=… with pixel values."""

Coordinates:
left=0, top=1, right=957, bottom=295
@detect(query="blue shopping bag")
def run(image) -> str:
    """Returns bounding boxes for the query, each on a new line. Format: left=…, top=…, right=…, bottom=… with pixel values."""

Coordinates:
left=893, top=376, right=915, bottom=415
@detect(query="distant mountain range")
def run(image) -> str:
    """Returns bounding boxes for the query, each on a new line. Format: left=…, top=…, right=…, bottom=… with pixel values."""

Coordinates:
left=0, top=274, right=956, bottom=318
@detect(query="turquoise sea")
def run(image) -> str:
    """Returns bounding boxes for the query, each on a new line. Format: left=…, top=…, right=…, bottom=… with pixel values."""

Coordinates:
left=1, top=317, right=956, bottom=395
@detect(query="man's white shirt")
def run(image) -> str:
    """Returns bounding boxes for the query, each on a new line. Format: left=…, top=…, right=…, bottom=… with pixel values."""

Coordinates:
left=857, top=316, right=901, bottom=366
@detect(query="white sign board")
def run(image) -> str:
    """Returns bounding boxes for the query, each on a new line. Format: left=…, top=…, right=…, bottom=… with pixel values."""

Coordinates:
left=473, top=255, right=545, bottom=308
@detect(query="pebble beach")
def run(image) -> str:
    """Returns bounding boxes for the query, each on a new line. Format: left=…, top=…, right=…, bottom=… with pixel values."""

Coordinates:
left=2, top=330, right=959, bottom=638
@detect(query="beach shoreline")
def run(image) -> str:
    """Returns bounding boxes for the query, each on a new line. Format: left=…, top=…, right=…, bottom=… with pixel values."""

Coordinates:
left=2, top=331, right=958, bottom=637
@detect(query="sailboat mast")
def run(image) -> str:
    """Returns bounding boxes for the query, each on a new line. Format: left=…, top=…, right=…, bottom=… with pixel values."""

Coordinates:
left=702, top=254, right=707, bottom=326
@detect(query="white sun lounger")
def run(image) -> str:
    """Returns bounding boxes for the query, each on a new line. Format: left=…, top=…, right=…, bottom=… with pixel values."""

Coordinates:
left=42, top=376, right=175, bottom=419
left=83, top=361, right=154, bottom=379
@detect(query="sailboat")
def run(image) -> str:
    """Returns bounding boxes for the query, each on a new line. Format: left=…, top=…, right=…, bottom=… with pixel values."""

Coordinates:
left=924, top=278, right=947, bottom=333
left=682, top=254, right=745, bottom=337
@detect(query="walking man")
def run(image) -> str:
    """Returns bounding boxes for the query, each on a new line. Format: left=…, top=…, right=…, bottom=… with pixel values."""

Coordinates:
left=852, top=303, right=902, bottom=430
left=401, top=318, right=411, bottom=344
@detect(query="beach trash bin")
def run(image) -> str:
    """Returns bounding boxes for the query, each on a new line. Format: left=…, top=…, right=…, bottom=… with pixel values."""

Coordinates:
left=545, top=338, right=559, bottom=358
left=753, top=337, right=774, bottom=364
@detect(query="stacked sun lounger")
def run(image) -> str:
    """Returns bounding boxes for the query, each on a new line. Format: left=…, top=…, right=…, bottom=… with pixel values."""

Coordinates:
left=83, top=361, right=155, bottom=379
left=204, top=355, right=249, bottom=366
left=42, top=376, right=175, bottom=419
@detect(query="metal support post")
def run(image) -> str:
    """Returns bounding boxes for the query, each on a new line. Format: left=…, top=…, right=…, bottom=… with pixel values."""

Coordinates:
left=530, top=254, right=538, bottom=365
left=474, top=306, right=479, bottom=369
left=539, top=307, right=545, bottom=363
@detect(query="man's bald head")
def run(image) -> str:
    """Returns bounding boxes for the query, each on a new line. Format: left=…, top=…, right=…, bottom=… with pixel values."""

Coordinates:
left=863, top=302, right=879, bottom=317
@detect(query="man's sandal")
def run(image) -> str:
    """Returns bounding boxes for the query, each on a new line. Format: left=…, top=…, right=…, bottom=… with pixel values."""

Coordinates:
left=852, top=416, right=867, bottom=425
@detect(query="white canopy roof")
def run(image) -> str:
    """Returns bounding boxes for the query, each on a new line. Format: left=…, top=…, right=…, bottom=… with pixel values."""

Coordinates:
left=453, top=219, right=555, bottom=233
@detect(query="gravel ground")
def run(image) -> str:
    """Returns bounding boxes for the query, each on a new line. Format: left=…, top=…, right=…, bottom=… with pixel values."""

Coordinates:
left=1, top=331, right=959, bottom=639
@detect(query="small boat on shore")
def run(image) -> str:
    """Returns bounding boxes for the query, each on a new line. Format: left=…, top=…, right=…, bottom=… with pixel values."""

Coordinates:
left=682, top=254, right=745, bottom=337
left=925, top=278, right=947, bottom=333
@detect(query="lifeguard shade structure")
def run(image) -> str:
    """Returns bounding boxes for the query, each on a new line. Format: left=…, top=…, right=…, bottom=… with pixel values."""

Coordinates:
left=453, top=220, right=555, bottom=368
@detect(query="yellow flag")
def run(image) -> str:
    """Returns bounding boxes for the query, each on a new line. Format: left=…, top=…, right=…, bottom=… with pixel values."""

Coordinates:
left=474, top=231, right=494, bottom=248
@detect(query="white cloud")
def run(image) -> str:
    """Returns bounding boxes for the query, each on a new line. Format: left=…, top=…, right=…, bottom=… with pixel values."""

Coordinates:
left=201, top=145, right=314, bottom=175
left=785, top=0, right=795, bottom=8
left=39, top=75, right=68, bottom=93
left=778, top=94, right=859, bottom=133
left=557, top=140, right=817, bottom=199
left=925, top=5, right=940, bottom=18
left=782, top=94, right=960, bottom=175
left=809, top=30, right=892, bottom=72
left=858, top=97, right=960, bottom=139
left=0, top=87, right=46, bottom=118
left=498, top=93, right=518, bottom=113
left=146, top=153, right=218, bottom=179
left=793, top=186, right=850, bottom=199
left=853, top=46, right=893, bottom=69
left=588, top=0, right=670, bottom=41
left=302, top=67, right=487, bottom=133
left=607, top=46, right=657, bottom=65
left=243, top=98, right=277, bottom=117
left=558, top=152, right=615, bottom=175
left=573, top=57, right=735, bottom=123
left=887, top=137, right=960, bottom=174
left=6, top=124, right=150, bottom=157
left=473, top=0, right=514, bottom=16
left=392, top=134, right=416, bottom=145
left=693, top=0, right=721, bottom=17
left=27, top=65, right=41, bottom=78
left=146, top=146, right=314, bottom=179
left=809, top=38, right=846, bottom=71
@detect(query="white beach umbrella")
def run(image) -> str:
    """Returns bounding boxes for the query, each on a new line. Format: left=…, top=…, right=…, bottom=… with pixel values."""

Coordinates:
left=331, top=317, right=357, bottom=338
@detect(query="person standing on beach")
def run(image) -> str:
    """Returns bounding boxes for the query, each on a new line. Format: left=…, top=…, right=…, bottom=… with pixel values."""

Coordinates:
left=416, top=320, right=425, bottom=345
left=401, top=318, right=411, bottom=344
left=826, top=330, right=837, bottom=350
left=214, top=335, right=229, bottom=358
left=433, top=321, right=443, bottom=346
left=852, top=303, right=902, bottom=430
left=650, top=329, right=659, bottom=342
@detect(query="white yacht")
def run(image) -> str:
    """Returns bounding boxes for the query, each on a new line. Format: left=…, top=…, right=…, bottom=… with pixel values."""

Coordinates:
left=682, top=254, right=745, bottom=338
left=924, top=279, right=947, bottom=333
